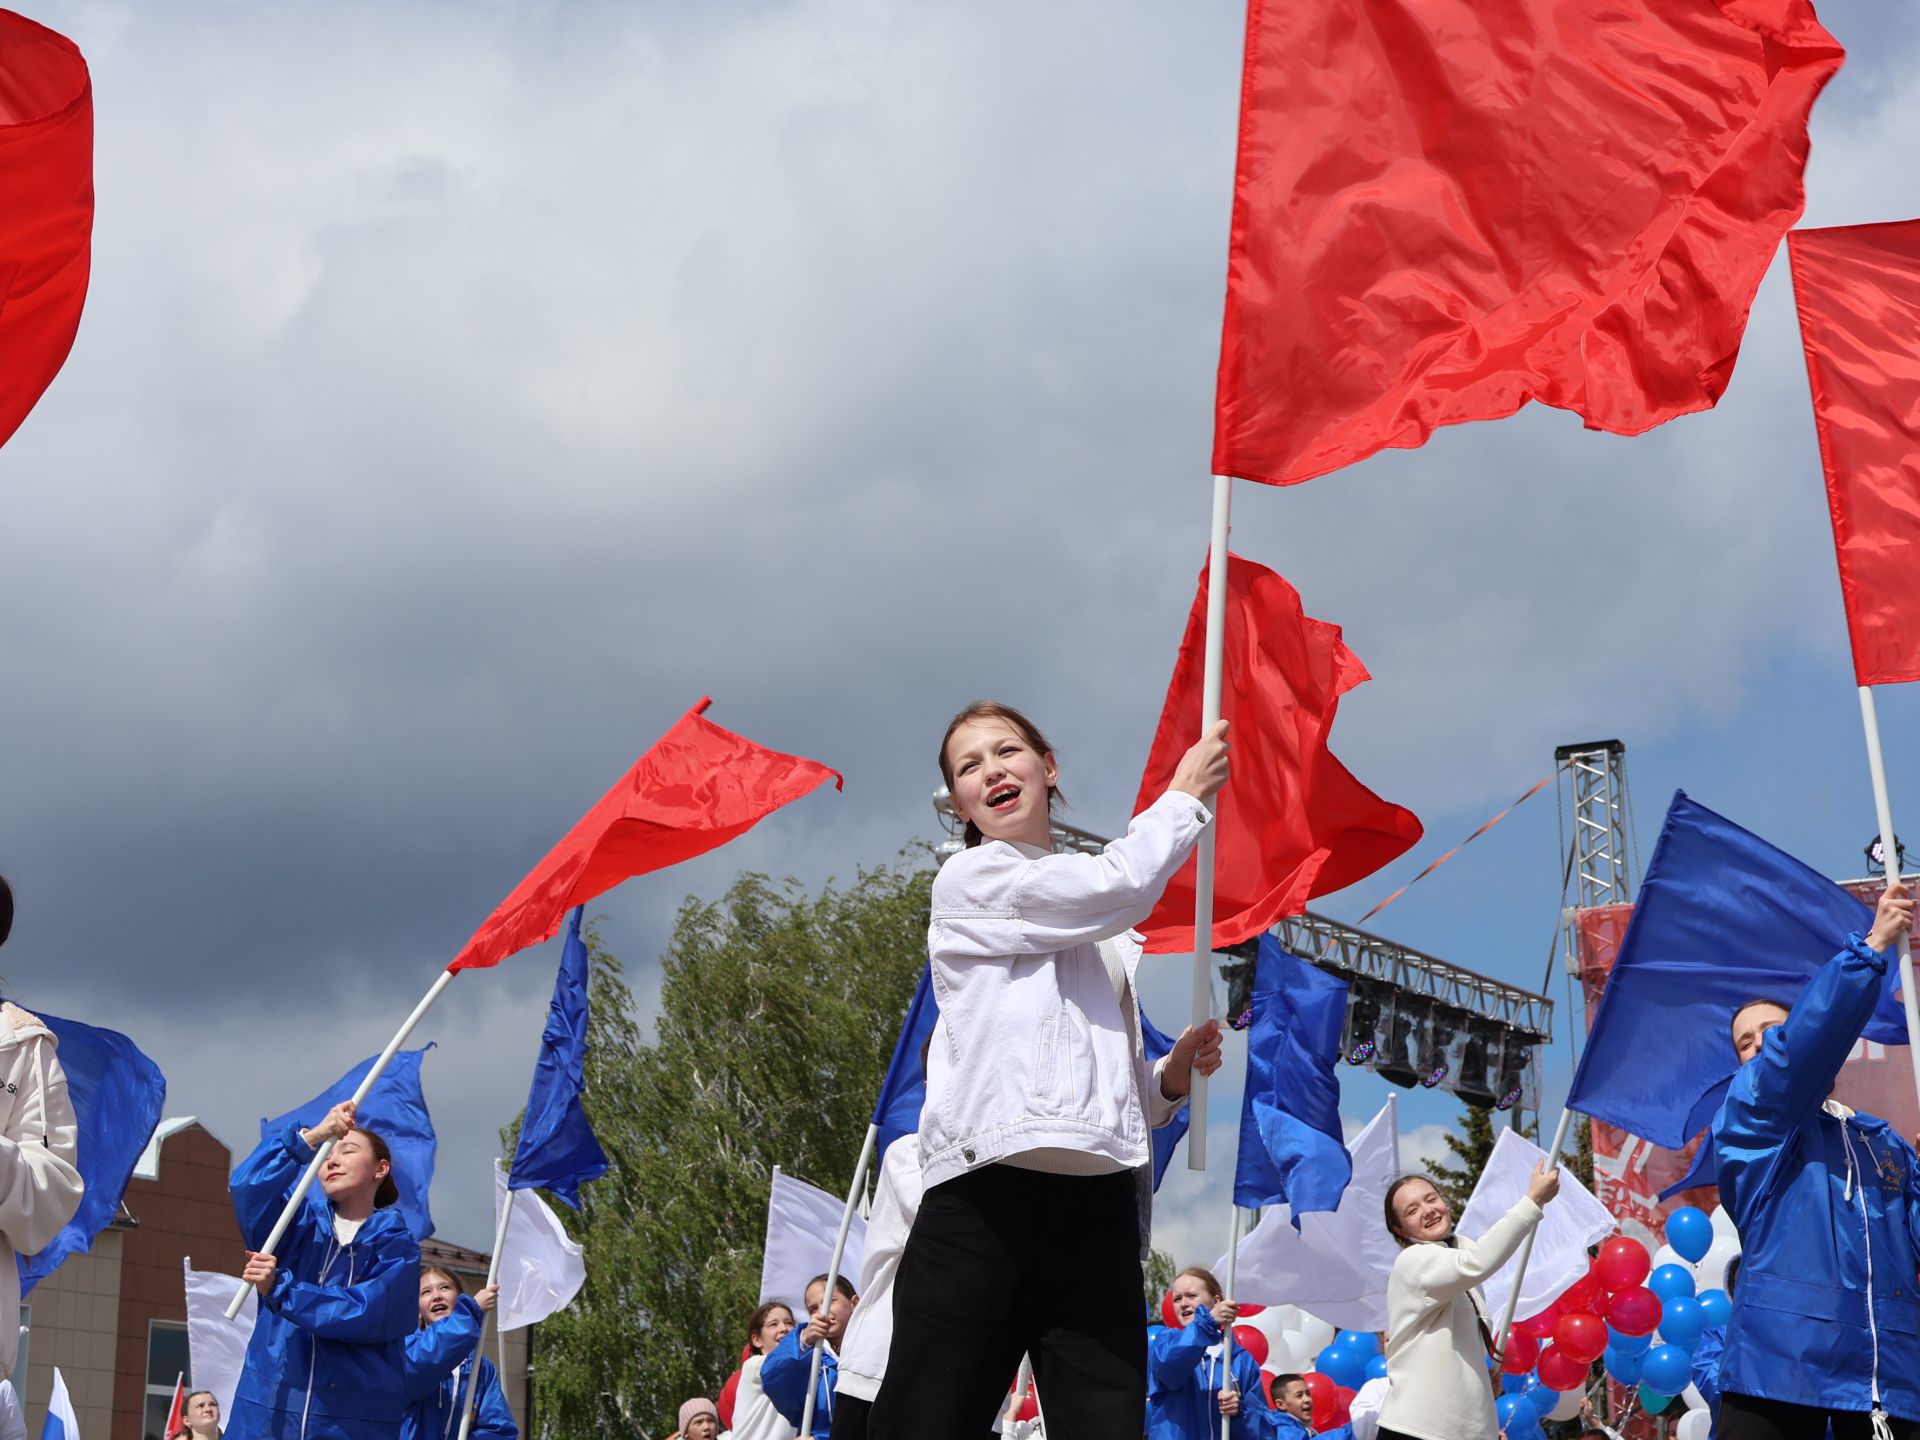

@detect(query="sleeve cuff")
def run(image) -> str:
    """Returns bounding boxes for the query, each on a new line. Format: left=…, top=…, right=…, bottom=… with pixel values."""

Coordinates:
left=281, top=1121, right=319, bottom=1161
left=264, top=1269, right=293, bottom=1313
left=1847, top=930, right=1893, bottom=972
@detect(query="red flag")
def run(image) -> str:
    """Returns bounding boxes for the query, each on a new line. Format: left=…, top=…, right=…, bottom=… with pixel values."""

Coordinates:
left=1134, top=555, right=1422, bottom=954
left=163, top=1376, right=185, bottom=1437
left=1212, top=0, right=1843, bottom=487
left=1787, top=221, right=1920, bottom=688
left=0, top=11, right=92, bottom=451
left=449, top=699, right=841, bottom=971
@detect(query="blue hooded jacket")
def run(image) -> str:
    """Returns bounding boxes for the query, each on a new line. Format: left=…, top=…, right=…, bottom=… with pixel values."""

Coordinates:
left=1147, top=1307, right=1281, bottom=1440
left=759, top=1327, right=834, bottom=1438
left=402, top=1295, right=518, bottom=1440
left=1713, top=933, right=1920, bottom=1419
left=227, top=1123, right=422, bottom=1440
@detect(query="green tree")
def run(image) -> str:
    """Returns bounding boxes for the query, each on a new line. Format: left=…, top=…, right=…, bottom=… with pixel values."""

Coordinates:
left=1144, top=1247, right=1177, bottom=1315
left=1428, top=1102, right=1497, bottom=1214
left=522, top=859, right=935, bottom=1437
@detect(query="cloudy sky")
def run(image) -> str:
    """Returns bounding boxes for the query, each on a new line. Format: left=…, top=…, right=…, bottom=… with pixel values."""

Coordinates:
left=4, top=1, right=1919, bottom=1276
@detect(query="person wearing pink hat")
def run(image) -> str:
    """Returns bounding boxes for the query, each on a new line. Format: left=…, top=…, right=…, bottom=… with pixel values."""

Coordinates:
left=669, top=1398, right=721, bottom=1440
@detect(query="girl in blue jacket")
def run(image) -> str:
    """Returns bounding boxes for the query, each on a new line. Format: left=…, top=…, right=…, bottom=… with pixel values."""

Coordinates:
left=1148, top=1266, right=1280, bottom=1440
left=1714, top=882, right=1920, bottom=1440
left=230, top=1100, right=421, bottom=1440
left=403, top=1265, right=517, bottom=1440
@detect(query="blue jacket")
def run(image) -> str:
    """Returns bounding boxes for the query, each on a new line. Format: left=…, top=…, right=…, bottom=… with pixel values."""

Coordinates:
left=1713, top=934, right=1920, bottom=1419
left=1271, top=1411, right=1351, bottom=1440
left=401, top=1295, right=518, bottom=1440
left=1691, top=1324, right=1724, bottom=1430
left=759, top=1328, right=834, bottom=1438
left=1148, top=1309, right=1280, bottom=1440
left=227, top=1123, right=421, bottom=1440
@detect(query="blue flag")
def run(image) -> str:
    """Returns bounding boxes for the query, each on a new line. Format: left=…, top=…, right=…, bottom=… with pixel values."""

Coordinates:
left=1567, top=790, right=1903, bottom=1151
left=872, top=967, right=938, bottom=1161
left=19, top=1013, right=166, bottom=1294
left=509, top=908, right=609, bottom=1209
left=1140, top=1006, right=1192, bottom=1188
left=262, top=1047, right=437, bottom=1241
left=1233, top=935, right=1351, bottom=1221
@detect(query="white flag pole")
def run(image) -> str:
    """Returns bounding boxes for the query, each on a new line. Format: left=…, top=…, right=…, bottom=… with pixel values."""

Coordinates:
left=800, top=1124, right=877, bottom=1440
left=1220, top=1204, right=1244, bottom=1440
left=1857, top=687, right=1920, bottom=1111
left=1189, top=474, right=1234, bottom=1170
left=456, top=1182, right=517, bottom=1440
left=1492, top=1107, right=1573, bottom=1350
left=227, top=968, right=458, bottom=1319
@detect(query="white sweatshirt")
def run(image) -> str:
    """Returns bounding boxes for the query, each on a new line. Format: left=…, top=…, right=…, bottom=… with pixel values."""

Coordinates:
left=727, top=1354, right=796, bottom=1440
left=836, top=1139, right=923, bottom=1403
left=1376, top=1197, right=1542, bottom=1440
left=0, top=1003, right=84, bottom=1381
left=918, top=790, right=1208, bottom=1202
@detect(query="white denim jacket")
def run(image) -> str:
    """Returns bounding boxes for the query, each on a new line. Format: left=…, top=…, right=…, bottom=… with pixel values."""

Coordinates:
left=0, top=1003, right=84, bottom=1381
left=917, top=791, right=1209, bottom=1230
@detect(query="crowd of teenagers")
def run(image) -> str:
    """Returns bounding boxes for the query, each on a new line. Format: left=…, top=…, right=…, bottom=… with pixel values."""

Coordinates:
left=4, top=684, right=1920, bottom=1440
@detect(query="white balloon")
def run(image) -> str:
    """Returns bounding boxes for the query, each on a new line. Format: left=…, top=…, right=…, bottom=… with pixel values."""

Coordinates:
left=1674, top=1409, right=1712, bottom=1440
left=1295, top=1314, right=1337, bottom=1357
left=1547, top=1388, right=1584, bottom=1422
left=1693, top=1233, right=1742, bottom=1293
left=1241, top=1307, right=1294, bottom=1352
left=1652, top=1242, right=1683, bottom=1276
left=1711, top=1204, right=1740, bottom=1241
left=1682, top=1383, right=1706, bottom=1410
left=1267, top=1304, right=1305, bottom=1336
left=1265, top=1331, right=1312, bottom=1376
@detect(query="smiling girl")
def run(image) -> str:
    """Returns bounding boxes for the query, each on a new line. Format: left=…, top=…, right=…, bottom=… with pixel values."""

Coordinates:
left=1375, top=1161, right=1559, bottom=1440
left=1147, top=1265, right=1280, bottom=1440
left=730, top=1301, right=800, bottom=1440
left=869, top=702, right=1229, bottom=1440
left=228, top=1099, right=420, bottom=1440
left=402, top=1266, right=516, bottom=1440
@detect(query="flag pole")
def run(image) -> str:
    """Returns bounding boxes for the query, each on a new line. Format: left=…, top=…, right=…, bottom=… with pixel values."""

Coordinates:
left=1220, top=1204, right=1243, bottom=1440
left=456, top=1180, right=518, bottom=1440
left=1857, top=687, right=1920, bottom=1111
left=800, top=1123, right=877, bottom=1439
left=225, top=968, right=458, bottom=1319
left=1493, top=1107, right=1573, bottom=1350
left=1190, top=474, right=1234, bottom=1170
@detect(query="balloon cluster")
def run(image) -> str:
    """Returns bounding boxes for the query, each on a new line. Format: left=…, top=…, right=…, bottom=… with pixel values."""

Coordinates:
left=1152, top=1300, right=1376, bottom=1433
left=1502, top=1205, right=1740, bottom=1426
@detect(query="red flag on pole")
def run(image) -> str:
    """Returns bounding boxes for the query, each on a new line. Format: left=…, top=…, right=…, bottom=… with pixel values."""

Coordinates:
left=448, top=700, right=842, bottom=972
left=1787, top=220, right=1920, bottom=688
left=1134, top=555, right=1422, bottom=954
left=1212, top=0, right=1843, bottom=487
left=0, top=10, right=92, bottom=451
left=163, top=1375, right=185, bottom=1437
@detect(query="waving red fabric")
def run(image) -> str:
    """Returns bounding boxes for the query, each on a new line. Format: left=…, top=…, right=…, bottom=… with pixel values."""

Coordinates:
left=1212, top=0, right=1844, bottom=486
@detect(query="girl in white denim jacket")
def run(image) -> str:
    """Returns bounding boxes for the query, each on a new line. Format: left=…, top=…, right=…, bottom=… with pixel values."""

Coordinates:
left=869, top=702, right=1228, bottom=1440
left=0, top=997, right=85, bottom=1382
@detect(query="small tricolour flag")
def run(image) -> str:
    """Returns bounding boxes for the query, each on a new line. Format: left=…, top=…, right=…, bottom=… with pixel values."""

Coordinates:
left=41, top=1367, right=80, bottom=1440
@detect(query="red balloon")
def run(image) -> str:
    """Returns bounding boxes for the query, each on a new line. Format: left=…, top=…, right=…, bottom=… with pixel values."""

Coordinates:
left=1161, top=1291, right=1179, bottom=1329
left=1607, top=1285, right=1663, bottom=1336
left=717, top=1370, right=741, bottom=1429
left=1260, top=1371, right=1275, bottom=1404
left=1233, top=1325, right=1270, bottom=1368
left=1303, top=1372, right=1337, bottom=1417
left=1515, top=1296, right=1562, bottom=1339
left=1237, top=1303, right=1266, bottom=1318
left=1536, top=1344, right=1589, bottom=1392
left=1013, top=1390, right=1039, bottom=1423
left=1501, top=1330, right=1541, bottom=1374
left=1553, top=1311, right=1608, bottom=1365
left=1560, top=1272, right=1606, bottom=1314
left=1595, top=1235, right=1652, bottom=1292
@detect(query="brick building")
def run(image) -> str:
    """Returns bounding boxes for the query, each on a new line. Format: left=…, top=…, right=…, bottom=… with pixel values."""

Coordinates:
left=10, top=1117, right=530, bottom=1437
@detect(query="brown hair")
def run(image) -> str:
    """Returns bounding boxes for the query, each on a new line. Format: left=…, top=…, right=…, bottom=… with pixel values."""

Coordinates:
left=1730, top=997, right=1794, bottom=1052
left=420, top=1264, right=467, bottom=1296
left=350, top=1127, right=401, bottom=1209
left=1383, top=1174, right=1443, bottom=1244
left=746, top=1300, right=794, bottom=1353
left=937, top=702, right=1064, bottom=848
left=1175, top=1264, right=1224, bottom=1301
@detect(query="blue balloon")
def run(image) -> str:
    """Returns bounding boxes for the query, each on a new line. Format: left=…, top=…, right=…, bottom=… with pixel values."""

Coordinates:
left=1641, top=1343, right=1692, bottom=1395
left=1697, top=1288, right=1732, bottom=1327
left=1522, top=1382, right=1559, bottom=1420
left=1336, top=1328, right=1382, bottom=1359
left=1496, top=1394, right=1527, bottom=1428
left=1365, top=1355, right=1389, bottom=1382
left=1507, top=1414, right=1545, bottom=1440
left=1639, top=1383, right=1674, bottom=1415
left=1501, top=1373, right=1530, bottom=1395
left=1649, top=1263, right=1697, bottom=1302
left=1608, top=1327, right=1653, bottom=1356
left=1317, top=1344, right=1366, bottom=1390
left=1666, top=1206, right=1713, bottom=1263
left=1604, top=1345, right=1644, bottom=1384
left=1660, top=1295, right=1707, bottom=1349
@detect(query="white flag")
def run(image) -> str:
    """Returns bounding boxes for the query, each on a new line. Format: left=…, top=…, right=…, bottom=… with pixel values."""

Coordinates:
left=1457, top=1126, right=1616, bottom=1324
left=183, top=1258, right=256, bottom=1418
left=759, top=1166, right=866, bottom=1323
left=43, top=1367, right=81, bottom=1440
left=1218, top=1097, right=1404, bottom=1331
left=494, top=1159, right=588, bottom=1331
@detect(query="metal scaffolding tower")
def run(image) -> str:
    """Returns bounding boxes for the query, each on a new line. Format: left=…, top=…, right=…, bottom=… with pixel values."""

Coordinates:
left=1555, top=739, right=1634, bottom=976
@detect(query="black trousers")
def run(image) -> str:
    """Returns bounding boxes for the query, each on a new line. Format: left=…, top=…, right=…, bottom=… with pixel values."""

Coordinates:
left=1720, top=1392, right=1920, bottom=1440
left=868, top=1164, right=1146, bottom=1440
left=830, top=1393, right=871, bottom=1440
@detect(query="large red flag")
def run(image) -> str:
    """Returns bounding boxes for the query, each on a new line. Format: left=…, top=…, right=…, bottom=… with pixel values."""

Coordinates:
left=449, top=699, right=842, bottom=972
left=1787, top=221, right=1920, bottom=688
left=0, top=10, right=91, bottom=451
left=1213, top=0, right=1843, bottom=487
left=1135, top=555, right=1422, bottom=954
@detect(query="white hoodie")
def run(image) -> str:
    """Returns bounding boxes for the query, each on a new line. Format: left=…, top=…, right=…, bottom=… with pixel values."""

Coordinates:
left=918, top=791, right=1206, bottom=1217
left=835, top=1138, right=923, bottom=1403
left=0, top=1002, right=84, bottom=1380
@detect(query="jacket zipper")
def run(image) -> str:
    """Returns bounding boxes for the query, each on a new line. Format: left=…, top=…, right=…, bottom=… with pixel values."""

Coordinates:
left=301, top=1228, right=359, bottom=1440
left=1840, top=1118, right=1894, bottom=1439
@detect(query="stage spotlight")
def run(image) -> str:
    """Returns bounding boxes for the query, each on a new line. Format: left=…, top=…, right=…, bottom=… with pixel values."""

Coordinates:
left=1420, top=1005, right=1462, bottom=1088
left=1374, top=999, right=1423, bottom=1089
left=1494, top=1037, right=1535, bottom=1111
left=1217, top=939, right=1260, bottom=1031
left=1344, top=981, right=1386, bottom=1065
left=1452, top=1021, right=1499, bottom=1109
